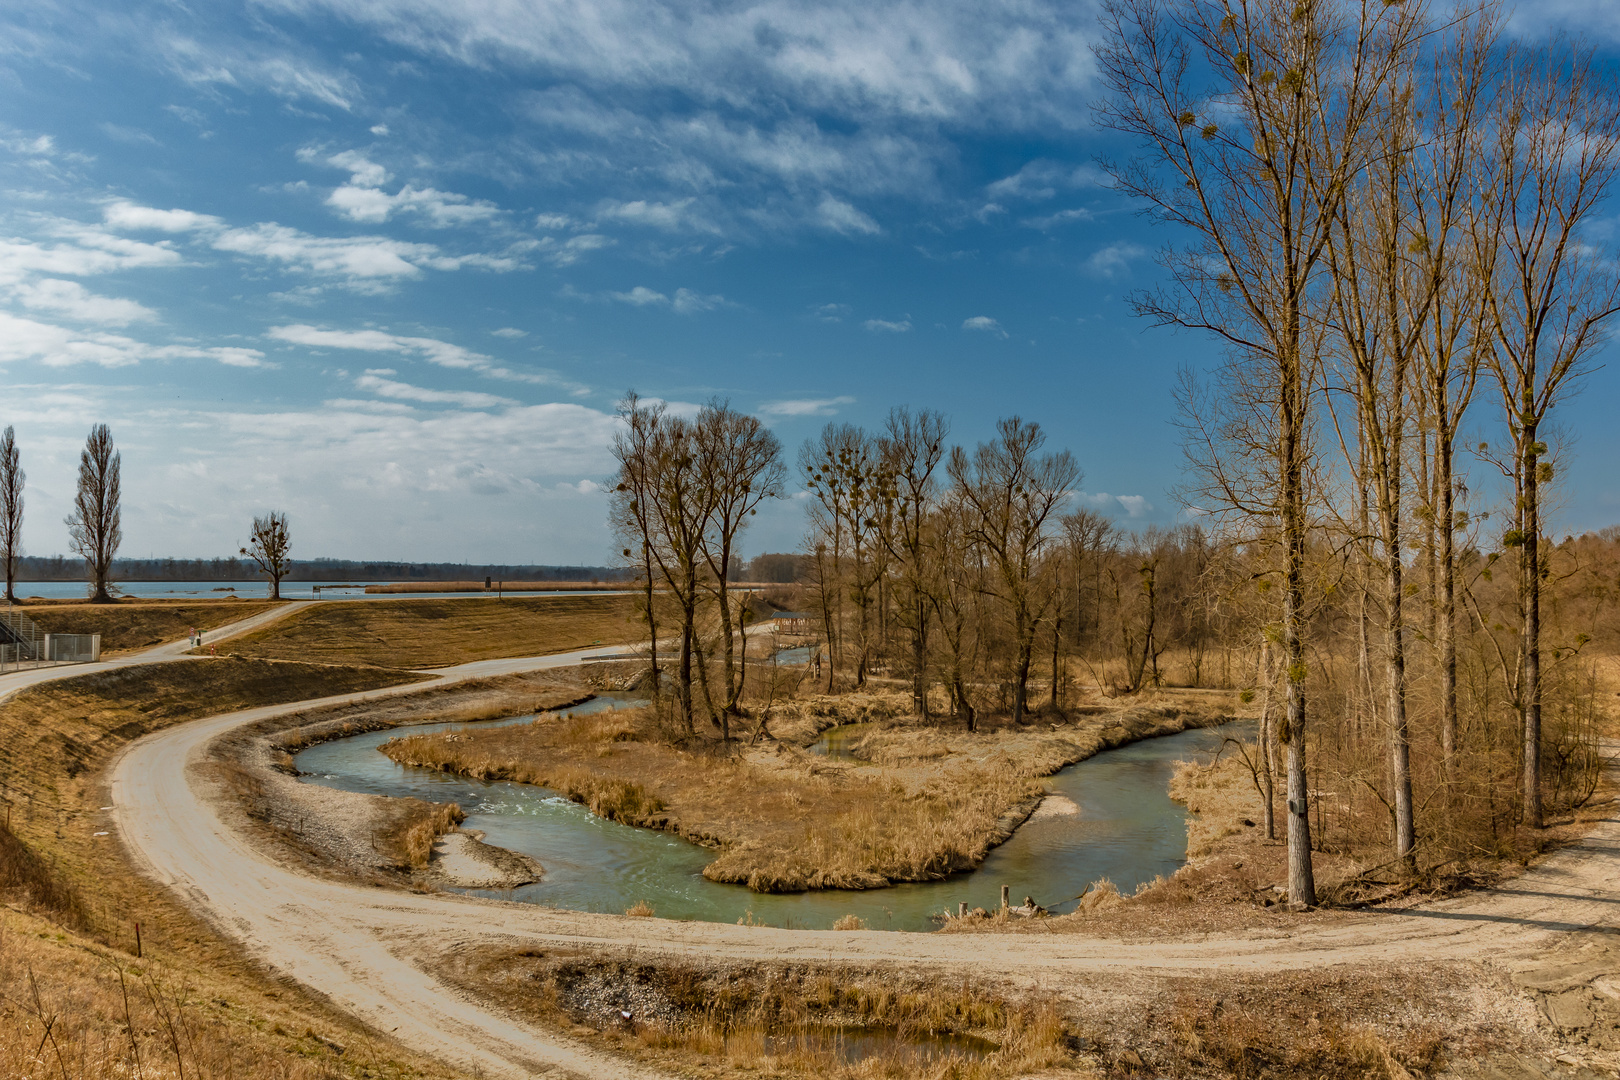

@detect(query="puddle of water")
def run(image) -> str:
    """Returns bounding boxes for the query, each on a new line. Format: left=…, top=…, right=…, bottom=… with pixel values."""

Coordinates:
left=295, top=700, right=1248, bottom=932
left=806, top=722, right=876, bottom=760
left=770, top=646, right=817, bottom=666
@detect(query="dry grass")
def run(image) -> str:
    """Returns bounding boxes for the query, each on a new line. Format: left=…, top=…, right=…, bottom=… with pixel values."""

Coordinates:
left=23, top=600, right=284, bottom=654
left=379, top=692, right=1237, bottom=893
left=831, top=914, right=866, bottom=930
left=624, top=900, right=656, bottom=917
left=381, top=801, right=467, bottom=870
left=436, top=946, right=1076, bottom=1080
left=366, top=580, right=632, bottom=593
left=0, top=658, right=466, bottom=1080
left=220, top=594, right=641, bottom=668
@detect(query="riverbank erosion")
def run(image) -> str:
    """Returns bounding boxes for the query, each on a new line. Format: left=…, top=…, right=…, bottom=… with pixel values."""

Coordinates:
left=207, top=670, right=592, bottom=889
left=377, top=687, right=1242, bottom=893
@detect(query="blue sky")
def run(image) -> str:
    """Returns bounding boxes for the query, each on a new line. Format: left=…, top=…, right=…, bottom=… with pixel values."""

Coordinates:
left=0, top=0, right=1616, bottom=565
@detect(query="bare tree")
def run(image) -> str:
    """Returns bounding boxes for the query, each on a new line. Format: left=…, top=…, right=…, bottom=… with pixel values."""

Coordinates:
left=66, top=423, right=121, bottom=604
left=1475, top=43, right=1620, bottom=828
left=240, top=511, right=292, bottom=600
left=612, top=392, right=666, bottom=697
left=880, top=408, right=949, bottom=717
left=0, top=426, right=22, bottom=603
left=1097, top=0, right=1425, bottom=906
left=694, top=400, right=785, bottom=735
left=948, top=416, right=1079, bottom=724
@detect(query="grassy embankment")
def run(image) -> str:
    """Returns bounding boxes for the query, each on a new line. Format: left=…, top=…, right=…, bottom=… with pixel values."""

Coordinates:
left=380, top=689, right=1238, bottom=892
left=0, top=657, right=464, bottom=1080
left=25, top=599, right=284, bottom=654
left=221, top=594, right=641, bottom=669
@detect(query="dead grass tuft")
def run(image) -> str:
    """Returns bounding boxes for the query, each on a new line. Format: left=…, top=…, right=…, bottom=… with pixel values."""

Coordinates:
left=625, top=900, right=656, bottom=917
left=830, top=914, right=865, bottom=930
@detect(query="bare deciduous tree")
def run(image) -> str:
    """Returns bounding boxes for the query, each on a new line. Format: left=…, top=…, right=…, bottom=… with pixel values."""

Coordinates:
left=240, top=511, right=292, bottom=600
left=948, top=416, right=1079, bottom=725
left=65, top=423, right=121, bottom=604
left=1097, top=0, right=1425, bottom=906
left=1475, top=44, right=1620, bottom=829
left=0, top=426, right=22, bottom=604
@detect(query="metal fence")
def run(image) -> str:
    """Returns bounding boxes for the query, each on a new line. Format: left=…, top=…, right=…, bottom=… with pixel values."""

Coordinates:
left=0, top=605, right=100, bottom=672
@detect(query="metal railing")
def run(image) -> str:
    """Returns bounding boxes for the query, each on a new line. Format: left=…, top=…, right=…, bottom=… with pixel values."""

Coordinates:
left=0, top=604, right=100, bottom=673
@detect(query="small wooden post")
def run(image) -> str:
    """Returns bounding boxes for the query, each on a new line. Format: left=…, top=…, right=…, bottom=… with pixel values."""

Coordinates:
left=134, top=922, right=142, bottom=959
left=1000, top=885, right=1010, bottom=909
left=957, top=902, right=967, bottom=918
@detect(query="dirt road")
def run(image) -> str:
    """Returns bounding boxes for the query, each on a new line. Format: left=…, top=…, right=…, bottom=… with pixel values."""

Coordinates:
left=31, top=609, right=1604, bottom=1079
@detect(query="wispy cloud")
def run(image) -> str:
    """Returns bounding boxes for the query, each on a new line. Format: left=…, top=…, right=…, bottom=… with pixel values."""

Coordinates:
left=863, top=317, right=911, bottom=333
left=597, top=285, right=728, bottom=314
left=0, top=311, right=267, bottom=368
left=353, top=369, right=514, bottom=409
left=818, top=196, right=881, bottom=236
left=268, top=323, right=583, bottom=391
left=961, top=315, right=1006, bottom=337
left=759, top=395, right=856, bottom=417
left=1084, top=242, right=1146, bottom=279
left=13, top=279, right=156, bottom=325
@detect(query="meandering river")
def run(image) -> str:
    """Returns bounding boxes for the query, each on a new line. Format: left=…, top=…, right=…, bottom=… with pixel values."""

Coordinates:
left=294, top=698, right=1243, bottom=932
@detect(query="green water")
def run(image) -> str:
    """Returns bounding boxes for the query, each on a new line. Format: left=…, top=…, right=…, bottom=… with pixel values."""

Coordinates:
left=294, top=701, right=1241, bottom=932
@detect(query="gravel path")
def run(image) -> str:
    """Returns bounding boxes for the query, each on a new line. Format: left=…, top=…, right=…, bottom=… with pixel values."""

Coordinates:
left=12, top=607, right=1617, bottom=1079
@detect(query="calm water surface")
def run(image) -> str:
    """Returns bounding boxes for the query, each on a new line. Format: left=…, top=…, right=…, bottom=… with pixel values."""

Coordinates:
left=295, top=700, right=1243, bottom=932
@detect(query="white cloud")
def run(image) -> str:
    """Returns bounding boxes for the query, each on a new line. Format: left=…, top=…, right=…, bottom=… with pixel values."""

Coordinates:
left=214, top=223, right=432, bottom=281
left=597, top=198, right=713, bottom=233
left=353, top=370, right=514, bottom=409
left=327, top=182, right=503, bottom=227
left=0, top=229, right=184, bottom=287
left=815, top=302, right=849, bottom=322
left=961, top=315, right=1006, bottom=336
left=1024, top=207, right=1094, bottom=230
left=608, top=286, right=668, bottom=307
left=490, top=327, right=527, bottom=338
left=369, top=123, right=390, bottom=136
left=758, top=396, right=856, bottom=417
left=268, top=323, right=583, bottom=391
left=103, top=200, right=222, bottom=233
left=1084, top=242, right=1147, bottom=279
left=1079, top=492, right=1153, bottom=519
left=987, top=161, right=1109, bottom=201
left=160, top=36, right=360, bottom=111
left=0, top=310, right=267, bottom=368
left=818, top=196, right=881, bottom=235
left=672, top=287, right=724, bottom=313
left=863, top=317, right=911, bottom=333
left=534, top=213, right=573, bottom=230
left=536, top=233, right=611, bottom=266
left=12, top=279, right=156, bottom=325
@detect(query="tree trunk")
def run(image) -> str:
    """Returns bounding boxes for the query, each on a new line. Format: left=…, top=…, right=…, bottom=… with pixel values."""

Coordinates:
left=1522, top=424, right=1542, bottom=829
left=1258, top=637, right=1276, bottom=840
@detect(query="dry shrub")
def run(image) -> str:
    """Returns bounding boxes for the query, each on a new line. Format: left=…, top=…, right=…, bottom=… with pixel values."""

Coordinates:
left=388, top=801, right=465, bottom=869
left=625, top=900, right=656, bottom=917
left=830, top=914, right=865, bottom=930
left=1159, top=991, right=1444, bottom=1080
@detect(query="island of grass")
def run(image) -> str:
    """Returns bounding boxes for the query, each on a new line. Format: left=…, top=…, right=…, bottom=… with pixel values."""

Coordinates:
left=220, top=593, right=641, bottom=668
left=378, top=689, right=1239, bottom=893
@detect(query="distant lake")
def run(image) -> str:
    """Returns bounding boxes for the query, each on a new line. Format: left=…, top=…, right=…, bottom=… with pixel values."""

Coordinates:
left=10, top=581, right=631, bottom=602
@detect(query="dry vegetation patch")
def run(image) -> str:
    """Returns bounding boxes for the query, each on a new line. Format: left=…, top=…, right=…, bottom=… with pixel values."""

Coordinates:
left=378, top=690, right=1236, bottom=893
left=436, top=944, right=1075, bottom=1080
left=23, top=599, right=284, bottom=654
left=220, top=594, right=641, bottom=668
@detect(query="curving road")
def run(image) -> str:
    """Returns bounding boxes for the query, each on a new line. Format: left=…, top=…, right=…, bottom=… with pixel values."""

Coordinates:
left=11, top=607, right=1614, bottom=1079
